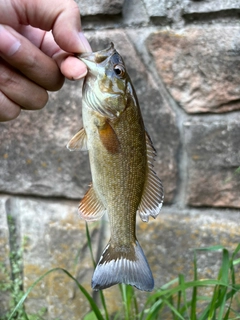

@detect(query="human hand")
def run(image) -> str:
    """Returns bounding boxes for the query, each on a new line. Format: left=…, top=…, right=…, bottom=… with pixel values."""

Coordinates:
left=0, top=0, right=92, bottom=122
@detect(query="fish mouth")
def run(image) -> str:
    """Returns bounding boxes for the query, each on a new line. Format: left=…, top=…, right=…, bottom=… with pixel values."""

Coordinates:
left=77, top=42, right=116, bottom=71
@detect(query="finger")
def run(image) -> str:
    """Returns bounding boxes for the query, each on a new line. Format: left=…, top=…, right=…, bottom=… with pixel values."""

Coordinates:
left=0, top=59, right=48, bottom=111
left=5, top=0, right=92, bottom=54
left=0, top=92, right=21, bottom=122
left=0, top=25, right=64, bottom=91
left=60, top=56, right=88, bottom=80
left=40, top=30, right=88, bottom=80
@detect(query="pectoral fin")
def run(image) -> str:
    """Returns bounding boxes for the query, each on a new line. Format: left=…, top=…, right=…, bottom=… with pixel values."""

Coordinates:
left=67, top=128, right=88, bottom=151
left=79, top=184, right=106, bottom=221
left=138, top=132, right=164, bottom=222
left=98, top=121, right=120, bottom=154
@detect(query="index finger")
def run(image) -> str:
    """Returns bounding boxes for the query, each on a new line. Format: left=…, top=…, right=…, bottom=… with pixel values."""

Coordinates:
left=1, top=0, right=91, bottom=54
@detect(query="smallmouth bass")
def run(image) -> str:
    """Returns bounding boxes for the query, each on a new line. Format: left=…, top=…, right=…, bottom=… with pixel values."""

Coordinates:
left=68, top=43, right=164, bottom=291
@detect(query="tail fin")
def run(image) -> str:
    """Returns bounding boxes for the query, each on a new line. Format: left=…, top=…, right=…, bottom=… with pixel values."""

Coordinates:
left=91, top=240, right=154, bottom=292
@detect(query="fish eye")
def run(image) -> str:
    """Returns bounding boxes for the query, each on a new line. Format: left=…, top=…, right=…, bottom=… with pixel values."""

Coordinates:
left=113, top=64, right=125, bottom=77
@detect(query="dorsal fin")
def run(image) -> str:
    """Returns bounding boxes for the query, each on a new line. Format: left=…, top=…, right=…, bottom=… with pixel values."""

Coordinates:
left=79, top=184, right=106, bottom=221
left=138, top=132, right=164, bottom=222
left=67, top=128, right=88, bottom=151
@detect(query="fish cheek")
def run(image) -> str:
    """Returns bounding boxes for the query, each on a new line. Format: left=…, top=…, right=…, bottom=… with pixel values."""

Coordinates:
left=95, top=120, right=121, bottom=154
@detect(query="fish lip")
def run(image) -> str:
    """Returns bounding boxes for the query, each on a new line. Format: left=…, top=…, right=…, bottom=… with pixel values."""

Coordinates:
left=77, top=42, right=115, bottom=64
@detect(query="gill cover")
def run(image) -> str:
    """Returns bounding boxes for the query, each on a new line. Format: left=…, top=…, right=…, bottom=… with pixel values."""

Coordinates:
left=78, top=43, right=129, bottom=119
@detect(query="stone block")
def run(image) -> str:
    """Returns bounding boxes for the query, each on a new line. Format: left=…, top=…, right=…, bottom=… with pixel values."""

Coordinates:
left=183, top=0, right=240, bottom=15
left=12, top=197, right=102, bottom=319
left=147, top=27, right=240, bottom=113
left=0, top=79, right=91, bottom=199
left=184, top=120, right=240, bottom=208
left=142, top=0, right=167, bottom=18
left=122, top=0, right=149, bottom=26
left=75, top=0, right=125, bottom=16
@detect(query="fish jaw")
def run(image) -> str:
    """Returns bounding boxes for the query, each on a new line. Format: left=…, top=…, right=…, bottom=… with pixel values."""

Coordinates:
left=77, top=43, right=115, bottom=77
left=78, top=42, right=115, bottom=63
left=79, top=57, right=99, bottom=76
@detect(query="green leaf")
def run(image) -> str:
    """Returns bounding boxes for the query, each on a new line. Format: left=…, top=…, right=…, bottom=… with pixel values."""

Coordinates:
left=83, top=311, right=98, bottom=320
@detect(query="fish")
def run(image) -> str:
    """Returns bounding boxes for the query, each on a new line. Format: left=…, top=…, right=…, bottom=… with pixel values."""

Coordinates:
left=67, top=43, right=164, bottom=292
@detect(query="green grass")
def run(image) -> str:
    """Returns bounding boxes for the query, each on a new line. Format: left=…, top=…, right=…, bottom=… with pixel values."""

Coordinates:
left=4, top=224, right=240, bottom=320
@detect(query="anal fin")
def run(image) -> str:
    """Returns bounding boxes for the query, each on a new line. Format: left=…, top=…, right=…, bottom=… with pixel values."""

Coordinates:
left=138, top=132, right=164, bottom=222
left=79, top=184, right=106, bottom=221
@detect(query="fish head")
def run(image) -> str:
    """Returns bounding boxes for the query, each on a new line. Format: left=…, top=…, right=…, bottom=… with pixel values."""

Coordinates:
left=78, top=43, right=131, bottom=119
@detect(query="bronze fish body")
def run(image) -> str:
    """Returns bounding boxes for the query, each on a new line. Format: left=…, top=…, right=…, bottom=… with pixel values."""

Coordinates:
left=67, top=43, right=164, bottom=291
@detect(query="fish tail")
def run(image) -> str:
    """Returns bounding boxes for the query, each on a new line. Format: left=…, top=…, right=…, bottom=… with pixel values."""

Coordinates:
left=91, top=240, right=154, bottom=291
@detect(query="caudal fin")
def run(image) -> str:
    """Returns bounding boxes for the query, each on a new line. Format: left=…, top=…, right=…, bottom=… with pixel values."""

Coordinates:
left=91, top=240, right=154, bottom=292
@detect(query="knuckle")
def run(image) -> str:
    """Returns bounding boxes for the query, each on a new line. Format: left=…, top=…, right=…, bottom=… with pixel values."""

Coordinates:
left=34, top=90, right=48, bottom=109
left=0, top=92, right=21, bottom=121
left=0, top=61, right=17, bottom=88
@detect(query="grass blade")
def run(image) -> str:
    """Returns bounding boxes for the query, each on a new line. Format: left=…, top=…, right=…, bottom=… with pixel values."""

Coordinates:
left=85, top=222, right=96, bottom=268
left=179, top=274, right=190, bottom=320
left=85, top=223, right=109, bottom=320
left=217, top=249, right=229, bottom=319
left=190, top=250, right=197, bottom=320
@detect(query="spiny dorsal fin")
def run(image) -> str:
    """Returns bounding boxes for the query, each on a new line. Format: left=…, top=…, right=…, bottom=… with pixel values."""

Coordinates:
left=79, top=184, right=106, bottom=221
left=98, top=121, right=120, bottom=154
left=137, top=132, right=164, bottom=222
left=67, top=128, right=88, bottom=151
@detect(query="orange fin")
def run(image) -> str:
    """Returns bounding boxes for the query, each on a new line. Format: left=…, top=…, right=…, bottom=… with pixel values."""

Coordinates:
left=137, top=132, right=164, bottom=222
left=67, top=128, right=88, bottom=151
left=79, top=184, right=106, bottom=221
left=98, top=121, right=120, bottom=154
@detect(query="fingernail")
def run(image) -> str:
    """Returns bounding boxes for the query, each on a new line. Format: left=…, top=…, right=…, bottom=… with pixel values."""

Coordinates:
left=0, top=25, right=21, bottom=56
left=73, top=68, right=88, bottom=80
left=78, top=32, right=92, bottom=53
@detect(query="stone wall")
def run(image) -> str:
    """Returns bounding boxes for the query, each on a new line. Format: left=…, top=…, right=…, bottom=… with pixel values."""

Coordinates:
left=1, top=0, right=240, bottom=318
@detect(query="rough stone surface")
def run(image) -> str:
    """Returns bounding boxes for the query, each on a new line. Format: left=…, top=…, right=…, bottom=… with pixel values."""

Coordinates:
left=75, top=0, right=125, bottom=16
left=143, top=0, right=167, bottom=18
left=85, top=29, right=180, bottom=203
left=122, top=0, right=149, bottom=26
left=0, top=198, right=11, bottom=317
left=183, top=0, right=240, bottom=15
left=0, top=80, right=91, bottom=199
left=6, top=196, right=101, bottom=319
left=147, top=26, right=240, bottom=114
left=185, top=119, right=240, bottom=208
left=142, top=0, right=182, bottom=23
